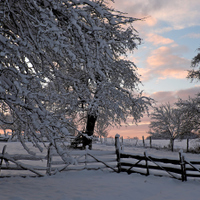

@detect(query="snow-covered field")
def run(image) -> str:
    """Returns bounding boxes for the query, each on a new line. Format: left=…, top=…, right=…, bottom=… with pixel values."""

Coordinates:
left=1, top=168, right=200, bottom=200
left=1, top=141, right=200, bottom=200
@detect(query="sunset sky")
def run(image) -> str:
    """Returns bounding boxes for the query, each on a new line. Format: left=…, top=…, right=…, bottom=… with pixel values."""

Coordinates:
left=108, top=0, right=200, bottom=139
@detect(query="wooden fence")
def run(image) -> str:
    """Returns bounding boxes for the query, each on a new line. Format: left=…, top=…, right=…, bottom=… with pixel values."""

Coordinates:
left=0, top=144, right=117, bottom=177
left=46, top=145, right=118, bottom=175
left=100, top=136, right=198, bottom=153
left=1, top=136, right=200, bottom=181
left=115, top=135, right=200, bottom=181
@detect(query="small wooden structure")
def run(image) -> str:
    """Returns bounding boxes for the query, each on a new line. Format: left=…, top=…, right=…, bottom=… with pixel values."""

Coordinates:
left=70, top=132, right=92, bottom=149
left=0, top=136, right=9, bottom=142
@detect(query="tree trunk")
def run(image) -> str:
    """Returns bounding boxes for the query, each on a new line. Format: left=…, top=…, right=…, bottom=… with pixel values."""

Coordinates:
left=83, top=114, right=97, bottom=149
left=86, top=114, right=97, bottom=136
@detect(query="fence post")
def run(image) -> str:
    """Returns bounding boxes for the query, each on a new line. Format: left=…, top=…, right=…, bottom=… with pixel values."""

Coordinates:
left=85, top=146, right=88, bottom=169
left=186, top=139, right=189, bottom=152
left=142, top=136, right=145, bottom=147
left=115, top=134, right=121, bottom=173
left=144, top=151, right=149, bottom=176
left=121, top=136, right=123, bottom=144
left=121, top=136, right=124, bottom=151
left=46, top=143, right=52, bottom=175
left=170, top=138, right=174, bottom=152
left=0, top=145, right=7, bottom=172
left=150, top=137, right=152, bottom=148
left=179, top=150, right=187, bottom=181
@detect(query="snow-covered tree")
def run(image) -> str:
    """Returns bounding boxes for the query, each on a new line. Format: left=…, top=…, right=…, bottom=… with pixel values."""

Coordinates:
left=50, top=0, right=151, bottom=142
left=176, top=95, right=200, bottom=135
left=183, top=46, right=200, bottom=138
left=148, top=103, right=194, bottom=151
left=35, top=0, right=152, bottom=146
left=0, top=0, right=151, bottom=153
left=187, top=47, right=200, bottom=80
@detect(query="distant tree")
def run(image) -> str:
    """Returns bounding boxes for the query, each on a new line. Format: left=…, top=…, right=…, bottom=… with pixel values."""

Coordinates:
left=176, top=95, right=200, bottom=137
left=148, top=103, right=194, bottom=151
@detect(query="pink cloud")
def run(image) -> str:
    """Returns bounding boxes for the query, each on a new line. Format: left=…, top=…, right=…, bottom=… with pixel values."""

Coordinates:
left=158, top=69, right=188, bottom=80
left=145, top=16, right=157, bottom=26
left=146, top=33, right=174, bottom=46
left=139, top=45, right=190, bottom=81
left=111, top=0, right=200, bottom=31
left=150, top=86, right=200, bottom=104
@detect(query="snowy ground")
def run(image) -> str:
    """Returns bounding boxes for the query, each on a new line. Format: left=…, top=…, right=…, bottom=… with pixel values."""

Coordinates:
left=1, top=141, right=200, bottom=200
left=1, top=169, right=200, bottom=200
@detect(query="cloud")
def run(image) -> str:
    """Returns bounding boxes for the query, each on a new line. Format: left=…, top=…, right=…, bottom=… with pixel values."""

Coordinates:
left=145, top=16, right=157, bottom=26
left=146, top=33, right=174, bottom=46
left=112, top=0, right=200, bottom=31
left=150, top=86, right=200, bottom=104
left=138, top=45, right=190, bottom=81
left=182, top=33, right=200, bottom=39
